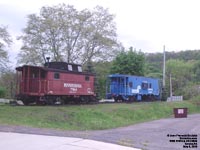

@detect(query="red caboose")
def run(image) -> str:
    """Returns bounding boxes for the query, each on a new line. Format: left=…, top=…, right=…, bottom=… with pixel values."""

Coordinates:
left=16, top=62, right=96, bottom=105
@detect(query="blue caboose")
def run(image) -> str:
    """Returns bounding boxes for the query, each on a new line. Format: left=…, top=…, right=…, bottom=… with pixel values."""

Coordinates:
left=106, top=74, right=160, bottom=102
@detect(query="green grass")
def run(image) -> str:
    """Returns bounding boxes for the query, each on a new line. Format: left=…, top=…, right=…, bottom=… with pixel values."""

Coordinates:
left=0, top=100, right=199, bottom=130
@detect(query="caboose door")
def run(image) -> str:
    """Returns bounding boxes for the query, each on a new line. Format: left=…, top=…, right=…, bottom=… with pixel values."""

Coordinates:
left=28, top=67, right=47, bottom=95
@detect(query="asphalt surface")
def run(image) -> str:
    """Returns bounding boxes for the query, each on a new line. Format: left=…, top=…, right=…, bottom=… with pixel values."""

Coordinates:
left=0, top=132, right=139, bottom=150
left=0, top=114, right=199, bottom=150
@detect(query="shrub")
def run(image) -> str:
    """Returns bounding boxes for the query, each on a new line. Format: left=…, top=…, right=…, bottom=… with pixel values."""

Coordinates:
left=0, top=87, right=6, bottom=98
left=182, top=84, right=200, bottom=100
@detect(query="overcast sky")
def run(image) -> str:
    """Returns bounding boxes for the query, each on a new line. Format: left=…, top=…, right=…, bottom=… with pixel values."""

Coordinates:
left=1, top=0, right=200, bottom=65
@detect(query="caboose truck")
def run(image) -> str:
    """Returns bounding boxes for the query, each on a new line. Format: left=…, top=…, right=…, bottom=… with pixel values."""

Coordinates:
left=15, top=62, right=96, bottom=105
left=106, top=74, right=161, bottom=102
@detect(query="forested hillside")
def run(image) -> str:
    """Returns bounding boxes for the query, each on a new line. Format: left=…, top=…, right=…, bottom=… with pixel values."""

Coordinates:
left=145, top=50, right=200, bottom=77
left=146, top=50, right=200, bottom=65
left=145, top=50, right=200, bottom=99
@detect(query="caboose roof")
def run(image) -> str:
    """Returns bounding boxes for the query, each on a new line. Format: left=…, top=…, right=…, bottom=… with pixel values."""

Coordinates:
left=108, top=74, right=159, bottom=80
left=16, top=65, right=95, bottom=76
left=16, top=65, right=44, bottom=71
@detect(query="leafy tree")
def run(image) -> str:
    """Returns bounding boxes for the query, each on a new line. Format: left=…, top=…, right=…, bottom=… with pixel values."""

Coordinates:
left=165, top=59, right=194, bottom=96
left=144, top=62, right=163, bottom=78
left=0, top=70, right=16, bottom=98
left=182, top=84, right=200, bottom=100
left=193, top=60, right=200, bottom=82
left=0, top=25, right=12, bottom=72
left=18, top=4, right=120, bottom=65
left=110, top=47, right=145, bottom=76
left=82, top=61, right=112, bottom=99
left=0, top=86, right=6, bottom=98
left=93, top=61, right=112, bottom=99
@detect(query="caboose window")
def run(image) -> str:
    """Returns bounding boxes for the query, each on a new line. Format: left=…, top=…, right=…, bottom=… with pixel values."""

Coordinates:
left=129, top=82, right=133, bottom=88
left=85, top=76, right=90, bottom=81
left=68, top=65, right=72, bottom=71
left=149, top=83, right=152, bottom=88
left=142, top=82, right=148, bottom=89
left=41, top=71, right=46, bottom=78
left=32, top=73, right=36, bottom=78
left=54, top=73, right=60, bottom=79
left=78, top=66, right=82, bottom=72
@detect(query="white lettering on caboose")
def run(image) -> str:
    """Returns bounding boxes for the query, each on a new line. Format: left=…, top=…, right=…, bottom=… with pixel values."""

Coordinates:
left=64, top=83, right=82, bottom=88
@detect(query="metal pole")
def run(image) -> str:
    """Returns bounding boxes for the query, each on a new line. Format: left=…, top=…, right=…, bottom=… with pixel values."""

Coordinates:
left=163, top=45, right=166, bottom=88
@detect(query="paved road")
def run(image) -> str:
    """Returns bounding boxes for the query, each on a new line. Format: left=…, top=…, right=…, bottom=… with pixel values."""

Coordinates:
left=0, top=114, right=199, bottom=150
left=0, top=132, right=139, bottom=150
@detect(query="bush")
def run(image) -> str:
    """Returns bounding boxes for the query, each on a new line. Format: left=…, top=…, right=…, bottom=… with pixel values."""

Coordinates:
left=0, top=87, right=6, bottom=98
left=182, top=84, right=200, bottom=100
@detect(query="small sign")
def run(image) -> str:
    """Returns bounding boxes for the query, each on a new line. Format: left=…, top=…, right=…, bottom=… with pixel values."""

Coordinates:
left=64, top=83, right=82, bottom=88
left=178, top=109, right=184, bottom=114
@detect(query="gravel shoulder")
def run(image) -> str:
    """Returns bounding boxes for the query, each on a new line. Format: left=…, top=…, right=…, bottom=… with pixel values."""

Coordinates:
left=0, top=114, right=199, bottom=150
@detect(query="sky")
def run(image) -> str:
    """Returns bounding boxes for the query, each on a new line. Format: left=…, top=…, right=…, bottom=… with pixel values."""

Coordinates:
left=1, top=0, right=200, bottom=66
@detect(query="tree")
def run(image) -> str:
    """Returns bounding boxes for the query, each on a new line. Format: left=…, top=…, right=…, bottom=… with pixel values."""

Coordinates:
left=18, top=4, right=120, bottom=65
left=0, top=70, right=16, bottom=98
left=0, top=25, right=12, bottom=72
left=166, top=59, right=194, bottom=96
left=93, top=61, right=112, bottom=99
left=193, top=60, right=200, bottom=82
left=0, top=87, right=6, bottom=98
left=110, top=47, right=145, bottom=76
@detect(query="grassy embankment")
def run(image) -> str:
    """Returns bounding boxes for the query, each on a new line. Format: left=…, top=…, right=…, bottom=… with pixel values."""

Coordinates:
left=0, top=99, right=199, bottom=130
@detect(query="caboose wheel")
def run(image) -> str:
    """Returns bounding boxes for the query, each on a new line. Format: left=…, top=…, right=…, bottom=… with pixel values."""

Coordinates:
left=128, top=96, right=134, bottom=103
left=22, top=99, right=29, bottom=105
left=74, top=98, right=80, bottom=104
left=114, top=97, right=118, bottom=102
left=55, top=97, right=64, bottom=105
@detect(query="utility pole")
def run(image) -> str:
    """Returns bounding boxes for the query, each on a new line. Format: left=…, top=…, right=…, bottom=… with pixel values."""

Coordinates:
left=163, top=45, right=166, bottom=88
left=162, top=45, right=166, bottom=101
